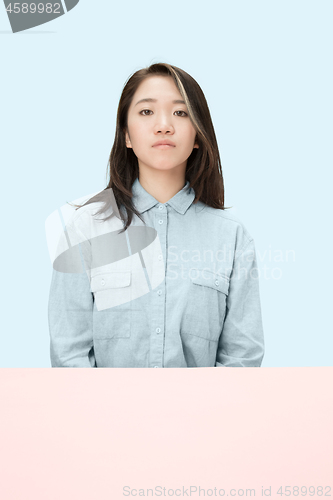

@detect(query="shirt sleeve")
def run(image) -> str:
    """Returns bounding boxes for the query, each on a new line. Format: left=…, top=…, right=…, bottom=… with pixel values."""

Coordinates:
left=215, top=238, right=265, bottom=367
left=48, top=221, right=96, bottom=368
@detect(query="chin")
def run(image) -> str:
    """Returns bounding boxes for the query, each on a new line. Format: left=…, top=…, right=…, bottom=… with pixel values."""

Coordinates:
left=147, top=162, right=177, bottom=171
left=155, top=165, right=177, bottom=172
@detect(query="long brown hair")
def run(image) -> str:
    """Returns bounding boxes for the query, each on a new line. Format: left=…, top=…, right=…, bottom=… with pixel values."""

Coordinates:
left=69, top=62, right=229, bottom=233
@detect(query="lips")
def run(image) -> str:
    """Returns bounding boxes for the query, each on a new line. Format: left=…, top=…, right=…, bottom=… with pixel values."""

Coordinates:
left=152, top=140, right=175, bottom=147
left=153, top=144, right=175, bottom=150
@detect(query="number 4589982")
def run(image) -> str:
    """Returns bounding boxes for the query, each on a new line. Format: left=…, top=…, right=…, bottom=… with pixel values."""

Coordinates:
left=6, top=3, right=61, bottom=14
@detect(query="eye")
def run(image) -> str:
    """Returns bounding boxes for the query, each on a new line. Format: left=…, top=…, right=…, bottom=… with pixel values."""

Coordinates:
left=139, top=109, right=188, bottom=117
left=139, top=109, right=153, bottom=116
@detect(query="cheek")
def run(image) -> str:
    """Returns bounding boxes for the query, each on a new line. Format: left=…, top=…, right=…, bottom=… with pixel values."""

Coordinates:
left=129, top=122, right=146, bottom=147
left=180, top=124, right=196, bottom=144
left=183, top=133, right=197, bottom=153
left=130, top=131, right=149, bottom=160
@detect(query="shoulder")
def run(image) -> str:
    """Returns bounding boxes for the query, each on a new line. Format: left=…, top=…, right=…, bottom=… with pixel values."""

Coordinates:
left=67, top=203, right=101, bottom=227
left=65, top=190, right=123, bottom=239
left=195, top=203, right=254, bottom=245
left=63, top=188, right=109, bottom=225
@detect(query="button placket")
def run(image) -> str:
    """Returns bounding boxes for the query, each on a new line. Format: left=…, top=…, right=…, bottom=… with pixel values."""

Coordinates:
left=149, top=205, right=168, bottom=368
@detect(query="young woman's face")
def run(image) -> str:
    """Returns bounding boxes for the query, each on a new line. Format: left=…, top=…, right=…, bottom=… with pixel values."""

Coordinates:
left=125, top=75, right=199, bottom=175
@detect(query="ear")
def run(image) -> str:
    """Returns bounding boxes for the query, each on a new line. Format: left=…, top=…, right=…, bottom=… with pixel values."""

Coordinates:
left=124, top=129, right=132, bottom=148
left=193, top=137, right=199, bottom=149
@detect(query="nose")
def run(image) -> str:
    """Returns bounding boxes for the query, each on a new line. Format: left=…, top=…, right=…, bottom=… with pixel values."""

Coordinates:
left=153, top=114, right=175, bottom=135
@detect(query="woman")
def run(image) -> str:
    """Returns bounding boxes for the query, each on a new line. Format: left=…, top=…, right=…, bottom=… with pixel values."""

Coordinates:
left=48, top=62, right=265, bottom=368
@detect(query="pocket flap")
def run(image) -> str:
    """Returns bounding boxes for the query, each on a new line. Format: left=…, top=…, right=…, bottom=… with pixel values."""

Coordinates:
left=190, top=270, right=230, bottom=295
left=91, top=271, right=131, bottom=293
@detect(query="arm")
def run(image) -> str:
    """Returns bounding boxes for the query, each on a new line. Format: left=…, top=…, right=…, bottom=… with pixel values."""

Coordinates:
left=216, top=238, right=265, bottom=367
left=48, top=222, right=96, bottom=367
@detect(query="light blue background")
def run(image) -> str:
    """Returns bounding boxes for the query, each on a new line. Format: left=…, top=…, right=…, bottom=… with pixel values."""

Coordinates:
left=1, top=1, right=332, bottom=367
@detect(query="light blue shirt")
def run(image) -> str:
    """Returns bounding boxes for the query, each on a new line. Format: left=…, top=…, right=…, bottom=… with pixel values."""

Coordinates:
left=48, top=177, right=265, bottom=368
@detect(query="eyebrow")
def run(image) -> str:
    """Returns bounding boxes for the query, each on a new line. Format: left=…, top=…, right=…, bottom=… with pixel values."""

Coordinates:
left=134, top=98, right=186, bottom=107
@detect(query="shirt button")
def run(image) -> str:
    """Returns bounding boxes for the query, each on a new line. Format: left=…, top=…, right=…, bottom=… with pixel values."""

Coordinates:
left=158, top=254, right=163, bottom=260
left=158, top=219, right=163, bottom=224
left=215, top=280, right=219, bottom=286
left=156, top=327, right=161, bottom=333
left=101, top=279, right=105, bottom=286
left=157, top=290, right=162, bottom=295
left=158, top=205, right=163, bottom=210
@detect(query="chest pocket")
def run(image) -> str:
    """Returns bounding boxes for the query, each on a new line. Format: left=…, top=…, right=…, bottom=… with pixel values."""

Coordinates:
left=182, top=269, right=230, bottom=342
left=90, top=271, right=132, bottom=339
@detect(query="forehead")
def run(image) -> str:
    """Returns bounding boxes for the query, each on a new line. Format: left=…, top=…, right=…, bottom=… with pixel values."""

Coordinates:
left=132, top=75, right=181, bottom=101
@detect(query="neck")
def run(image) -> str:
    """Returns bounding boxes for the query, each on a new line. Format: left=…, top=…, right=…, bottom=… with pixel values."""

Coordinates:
left=138, top=169, right=186, bottom=204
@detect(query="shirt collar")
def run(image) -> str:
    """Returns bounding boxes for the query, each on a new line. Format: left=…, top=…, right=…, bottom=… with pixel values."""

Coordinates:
left=131, top=177, right=195, bottom=215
